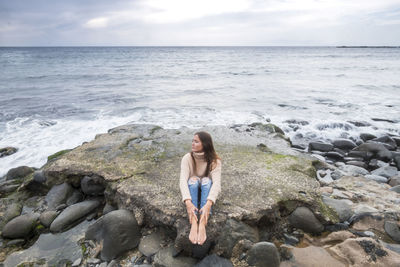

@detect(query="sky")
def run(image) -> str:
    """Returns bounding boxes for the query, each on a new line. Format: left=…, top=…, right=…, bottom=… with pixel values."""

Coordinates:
left=1, top=0, right=400, bottom=46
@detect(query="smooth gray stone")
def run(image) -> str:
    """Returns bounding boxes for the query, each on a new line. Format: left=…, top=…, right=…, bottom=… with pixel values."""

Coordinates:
left=4, top=220, right=90, bottom=267
left=288, top=207, right=324, bottom=234
left=389, top=175, right=400, bottom=187
left=195, top=254, right=233, bottom=267
left=317, top=170, right=333, bottom=185
left=246, top=242, right=280, bottom=267
left=353, top=142, right=392, bottom=162
left=6, top=166, right=34, bottom=180
left=371, top=166, right=398, bottom=178
left=360, top=133, right=377, bottom=142
left=85, top=209, right=141, bottom=261
left=33, top=170, right=46, bottom=183
left=389, top=185, right=400, bottom=193
left=384, top=221, right=400, bottom=242
left=153, top=246, right=197, bottom=267
left=39, top=211, right=59, bottom=228
left=81, top=175, right=105, bottom=196
left=339, top=164, right=369, bottom=176
left=50, top=200, right=100, bottom=232
left=332, top=138, right=357, bottom=150
left=1, top=203, right=23, bottom=230
left=107, top=259, right=120, bottom=267
left=72, top=257, right=82, bottom=267
left=2, top=213, right=39, bottom=239
left=0, top=146, right=17, bottom=157
left=322, top=197, right=353, bottom=222
left=139, top=231, right=163, bottom=257
left=6, top=239, right=25, bottom=247
left=308, top=142, right=333, bottom=152
left=103, top=203, right=117, bottom=215
left=45, top=183, right=74, bottom=210
left=372, top=136, right=397, bottom=150
left=66, top=190, right=84, bottom=206
left=346, top=161, right=368, bottom=169
left=381, top=240, right=400, bottom=254
left=325, top=151, right=344, bottom=160
left=364, top=174, right=388, bottom=184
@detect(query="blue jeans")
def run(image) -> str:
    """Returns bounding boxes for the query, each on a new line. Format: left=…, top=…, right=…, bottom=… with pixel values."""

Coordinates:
left=188, top=177, right=212, bottom=215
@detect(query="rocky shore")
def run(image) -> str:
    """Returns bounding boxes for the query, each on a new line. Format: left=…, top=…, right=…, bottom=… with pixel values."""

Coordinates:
left=0, top=123, right=400, bottom=267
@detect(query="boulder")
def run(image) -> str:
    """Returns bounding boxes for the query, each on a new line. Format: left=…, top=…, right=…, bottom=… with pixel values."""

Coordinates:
left=33, top=170, right=46, bottom=183
left=39, top=211, right=59, bottom=228
left=393, top=155, right=400, bottom=171
left=288, top=207, right=324, bottom=234
left=372, top=136, right=397, bottom=150
left=346, top=161, right=368, bottom=169
left=331, top=237, right=400, bottom=266
left=332, top=139, right=357, bottom=150
left=2, top=213, right=39, bottom=239
left=325, top=151, right=344, bottom=161
left=81, top=175, right=105, bottom=196
left=360, top=133, right=377, bottom=142
left=85, top=209, right=141, bottom=261
left=338, top=164, right=369, bottom=176
left=153, top=246, right=197, bottom=267
left=6, top=166, right=34, bottom=181
left=384, top=221, right=400, bottom=242
left=308, top=142, right=333, bottom=152
left=390, top=185, right=400, bottom=193
left=1, top=203, right=23, bottom=231
left=195, top=254, right=233, bottom=267
left=389, top=175, right=400, bottom=187
left=371, top=166, right=398, bottom=178
left=353, top=143, right=392, bottom=162
left=246, top=242, right=280, bottom=267
left=66, top=190, right=84, bottom=205
left=102, top=203, right=116, bottom=215
left=50, top=200, right=100, bottom=232
left=45, top=183, right=74, bottom=210
left=139, top=230, right=164, bottom=257
left=322, top=197, right=353, bottom=222
left=364, top=174, right=388, bottom=183
left=0, top=146, right=18, bottom=157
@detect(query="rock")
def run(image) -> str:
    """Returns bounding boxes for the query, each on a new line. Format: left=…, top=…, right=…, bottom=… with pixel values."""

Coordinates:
left=153, top=246, right=197, bottom=267
left=33, top=170, right=46, bottom=183
left=6, top=238, right=26, bottom=247
left=194, top=254, right=233, bottom=267
left=322, top=197, right=353, bottom=222
left=103, top=203, right=117, bottom=215
left=72, top=257, right=82, bottom=267
left=66, top=190, right=84, bottom=205
left=346, top=161, right=368, bottom=169
left=39, top=211, right=59, bottom=228
left=85, top=209, right=141, bottom=261
left=288, top=207, right=324, bottom=234
left=215, top=219, right=258, bottom=258
left=2, top=213, right=39, bottom=239
left=1, top=203, right=22, bottom=231
left=0, top=180, right=21, bottom=195
left=354, top=204, right=378, bottom=215
left=6, top=166, right=34, bottom=180
left=338, top=164, right=369, bottom=176
left=384, top=221, right=400, bottom=242
left=360, top=133, right=377, bottom=142
left=45, top=182, right=74, bottom=210
left=283, top=233, right=299, bottom=245
left=332, top=139, right=357, bottom=150
left=331, top=169, right=346, bottom=180
left=325, top=223, right=349, bottom=232
left=280, top=245, right=345, bottom=267
left=330, top=237, right=400, bottom=266
left=390, top=185, right=400, bottom=193
left=325, top=151, right=344, bottom=161
left=351, top=214, right=384, bottom=232
left=308, top=142, right=333, bottom=152
left=50, top=200, right=100, bottom=232
left=139, top=230, right=163, bottom=257
left=389, top=175, right=400, bottom=187
left=372, top=136, right=397, bottom=150
left=347, top=150, right=370, bottom=160
left=0, top=146, right=18, bottom=157
left=371, top=166, right=398, bottom=178
left=364, top=174, right=388, bottom=183
left=381, top=240, right=400, bottom=255
left=394, top=155, right=400, bottom=170
left=316, top=170, right=333, bottom=185
left=107, top=260, right=120, bottom=267
left=246, top=242, right=279, bottom=267
left=81, top=175, right=105, bottom=196
left=321, top=231, right=355, bottom=244
left=4, top=219, right=90, bottom=266
left=353, top=143, right=392, bottom=162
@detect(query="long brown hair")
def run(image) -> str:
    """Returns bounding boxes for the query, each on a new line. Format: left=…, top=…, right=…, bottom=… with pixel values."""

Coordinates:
left=191, top=131, right=220, bottom=177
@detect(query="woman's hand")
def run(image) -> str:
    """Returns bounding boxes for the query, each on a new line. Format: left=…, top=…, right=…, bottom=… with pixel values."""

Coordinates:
left=199, top=200, right=213, bottom=225
left=185, top=199, right=198, bottom=223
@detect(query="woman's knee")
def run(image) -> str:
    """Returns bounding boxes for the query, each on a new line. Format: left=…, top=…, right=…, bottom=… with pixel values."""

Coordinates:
left=201, top=177, right=211, bottom=185
left=188, top=176, right=200, bottom=185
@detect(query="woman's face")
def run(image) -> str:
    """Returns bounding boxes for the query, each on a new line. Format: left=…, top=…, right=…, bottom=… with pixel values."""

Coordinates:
left=192, top=134, right=203, bottom=152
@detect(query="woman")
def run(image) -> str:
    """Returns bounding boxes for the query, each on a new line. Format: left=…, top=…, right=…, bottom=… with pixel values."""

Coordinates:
left=179, top=131, right=222, bottom=245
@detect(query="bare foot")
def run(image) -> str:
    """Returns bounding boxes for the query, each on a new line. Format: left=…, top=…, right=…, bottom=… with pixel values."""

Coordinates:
left=197, top=222, right=207, bottom=245
left=189, top=222, right=198, bottom=244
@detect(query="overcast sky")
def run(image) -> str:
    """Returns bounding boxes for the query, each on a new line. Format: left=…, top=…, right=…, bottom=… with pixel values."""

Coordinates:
left=1, top=0, right=400, bottom=46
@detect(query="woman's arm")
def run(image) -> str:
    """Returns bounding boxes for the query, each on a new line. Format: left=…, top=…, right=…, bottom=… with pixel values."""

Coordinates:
left=179, top=154, right=192, bottom=203
left=207, top=159, right=222, bottom=204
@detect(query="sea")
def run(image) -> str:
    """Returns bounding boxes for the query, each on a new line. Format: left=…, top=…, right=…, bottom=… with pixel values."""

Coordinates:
left=1, top=46, right=400, bottom=177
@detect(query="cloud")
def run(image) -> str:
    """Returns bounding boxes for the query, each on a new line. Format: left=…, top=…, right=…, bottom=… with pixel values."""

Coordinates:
left=84, top=17, right=109, bottom=28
